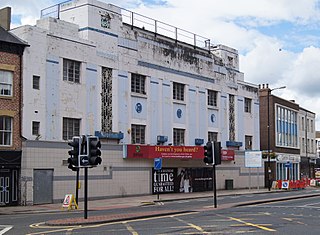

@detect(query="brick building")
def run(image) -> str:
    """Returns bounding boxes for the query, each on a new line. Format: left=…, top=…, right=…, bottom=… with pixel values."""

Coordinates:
left=0, top=9, right=28, bottom=205
left=259, top=84, right=316, bottom=188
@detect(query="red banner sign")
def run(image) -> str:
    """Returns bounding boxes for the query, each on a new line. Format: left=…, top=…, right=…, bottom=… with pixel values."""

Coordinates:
left=126, top=145, right=204, bottom=159
left=221, top=149, right=235, bottom=161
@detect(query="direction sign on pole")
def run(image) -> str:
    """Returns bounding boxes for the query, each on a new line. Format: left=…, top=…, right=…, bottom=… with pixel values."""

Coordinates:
left=245, top=151, right=262, bottom=168
left=154, top=158, right=162, bottom=170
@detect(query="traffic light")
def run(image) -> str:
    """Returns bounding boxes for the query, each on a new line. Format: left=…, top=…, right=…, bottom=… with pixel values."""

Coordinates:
left=88, top=136, right=102, bottom=166
left=79, top=135, right=90, bottom=167
left=67, top=136, right=80, bottom=171
left=214, top=141, right=221, bottom=165
left=203, top=141, right=214, bottom=164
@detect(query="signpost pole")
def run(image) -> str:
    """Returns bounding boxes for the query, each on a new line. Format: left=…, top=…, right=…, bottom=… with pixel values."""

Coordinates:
left=249, top=168, right=251, bottom=190
left=154, top=158, right=162, bottom=201
left=257, top=168, right=260, bottom=190
left=157, top=169, right=160, bottom=200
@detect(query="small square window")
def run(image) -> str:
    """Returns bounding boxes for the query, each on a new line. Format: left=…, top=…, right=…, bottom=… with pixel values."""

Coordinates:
left=131, top=124, right=145, bottom=144
left=63, top=117, right=80, bottom=140
left=63, top=59, right=81, bottom=83
left=131, top=73, right=146, bottom=94
left=173, top=128, right=185, bottom=146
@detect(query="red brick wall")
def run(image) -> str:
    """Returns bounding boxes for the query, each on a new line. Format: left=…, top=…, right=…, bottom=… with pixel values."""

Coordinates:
left=0, top=51, right=22, bottom=150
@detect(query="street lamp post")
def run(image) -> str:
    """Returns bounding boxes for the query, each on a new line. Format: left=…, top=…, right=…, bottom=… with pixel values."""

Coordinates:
left=267, top=85, right=286, bottom=191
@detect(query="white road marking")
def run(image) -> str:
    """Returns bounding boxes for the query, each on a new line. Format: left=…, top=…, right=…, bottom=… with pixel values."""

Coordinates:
left=0, top=225, right=13, bottom=235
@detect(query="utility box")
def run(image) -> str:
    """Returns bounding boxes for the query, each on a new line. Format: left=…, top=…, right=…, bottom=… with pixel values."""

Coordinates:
left=225, top=179, right=233, bottom=190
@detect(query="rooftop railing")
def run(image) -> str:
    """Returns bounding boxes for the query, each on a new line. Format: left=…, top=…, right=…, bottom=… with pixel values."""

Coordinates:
left=40, top=0, right=211, bottom=49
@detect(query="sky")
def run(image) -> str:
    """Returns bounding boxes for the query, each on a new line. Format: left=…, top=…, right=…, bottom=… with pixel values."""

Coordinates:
left=3, top=0, right=320, bottom=129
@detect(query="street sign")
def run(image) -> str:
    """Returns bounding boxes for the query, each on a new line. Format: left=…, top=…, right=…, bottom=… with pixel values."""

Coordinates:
left=80, top=155, right=89, bottom=166
left=285, top=162, right=292, bottom=168
left=282, top=181, right=289, bottom=189
left=154, top=158, right=162, bottom=170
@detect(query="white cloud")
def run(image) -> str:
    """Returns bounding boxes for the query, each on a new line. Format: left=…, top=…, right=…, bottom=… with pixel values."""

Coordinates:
left=3, top=0, right=320, bottom=128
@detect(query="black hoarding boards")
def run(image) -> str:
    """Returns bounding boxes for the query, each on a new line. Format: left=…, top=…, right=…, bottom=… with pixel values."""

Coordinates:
left=152, top=168, right=213, bottom=194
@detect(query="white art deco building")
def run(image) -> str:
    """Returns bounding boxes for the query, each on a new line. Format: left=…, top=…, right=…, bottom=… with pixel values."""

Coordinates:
left=11, top=0, right=261, bottom=205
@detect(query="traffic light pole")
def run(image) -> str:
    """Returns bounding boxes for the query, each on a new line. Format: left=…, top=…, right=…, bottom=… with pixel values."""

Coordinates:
left=84, top=167, right=88, bottom=219
left=76, top=168, right=79, bottom=205
left=213, top=164, right=217, bottom=208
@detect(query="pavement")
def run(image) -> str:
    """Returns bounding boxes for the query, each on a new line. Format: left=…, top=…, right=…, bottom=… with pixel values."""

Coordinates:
left=1, top=187, right=318, bottom=226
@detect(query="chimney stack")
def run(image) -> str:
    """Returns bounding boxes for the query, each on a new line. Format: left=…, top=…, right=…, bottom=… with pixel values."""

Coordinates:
left=0, top=7, right=11, bottom=31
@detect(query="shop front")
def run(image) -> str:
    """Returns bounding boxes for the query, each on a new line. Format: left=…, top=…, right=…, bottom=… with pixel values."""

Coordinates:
left=126, top=144, right=215, bottom=194
left=125, top=144, right=237, bottom=194
left=275, top=154, right=300, bottom=181
left=0, top=150, right=21, bottom=206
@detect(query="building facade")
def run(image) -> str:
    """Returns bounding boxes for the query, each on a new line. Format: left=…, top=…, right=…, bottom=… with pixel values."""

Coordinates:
left=11, top=0, right=261, bottom=205
left=299, top=108, right=317, bottom=178
left=259, top=84, right=317, bottom=188
left=0, top=16, right=28, bottom=205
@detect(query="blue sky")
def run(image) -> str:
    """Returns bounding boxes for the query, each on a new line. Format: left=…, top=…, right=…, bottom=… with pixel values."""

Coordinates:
left=3, top=0, right=320, bottom=128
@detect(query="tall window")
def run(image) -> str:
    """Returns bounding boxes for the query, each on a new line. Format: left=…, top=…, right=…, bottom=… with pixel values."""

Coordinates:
left=131, top=73, right=146, bottom=94
left=276, top=105, right=298, bottom=148
left=301, top=138, right=305, bottom=153
left=173, top=128, right=185, bottom=146
left=245, top=135, right=252, bottom=150
left=207, top=90, right=217, bottom=107
left=0, top=70, right=13, bottom=96
left=0, top=116, right=12, bottom=146
left=208, top=132, right=218, bottom=142
left=33, top=75, right=40, bottom=90
left=32, top=121, right=40, bottom=136
left=244, top=98, right=252, bottom=113
left=173, top=82, right=185, bottom=101
left=63, top=118, right=80, bottom=140
left=131, top=124, right=145, bottom=144
left=63, top=59, right=80, bottom=83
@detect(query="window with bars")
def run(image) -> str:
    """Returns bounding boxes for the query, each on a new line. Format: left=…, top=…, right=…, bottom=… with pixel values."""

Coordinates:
left=131, top=124, right=145, bottom=144
left=244, top=98, right=252, bottom=113
left=32, top=121, right=40, bottom=136
left=173, top=128, right=185, bottom=146
left=173, top=82, right=185, bottom=101
left=63, top=118, right=80, bottom=140
left=0, top=70, right=13, bottom=96
left=208, top=132, right=218, bottom=142
left=207, top=90, right=217, bottom=106
left=63, top=59, right=80, bottom=83
left=0, top=116, right=12, bottom=146
left=33, top=75, right=40, bottom=90
left=131, top=73, right=146, bottom=94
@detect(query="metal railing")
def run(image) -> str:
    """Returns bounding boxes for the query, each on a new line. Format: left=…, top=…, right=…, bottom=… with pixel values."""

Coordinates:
left=119, top=6, right=211, bottom=49
left=40, top=1, right=211, bottom=49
